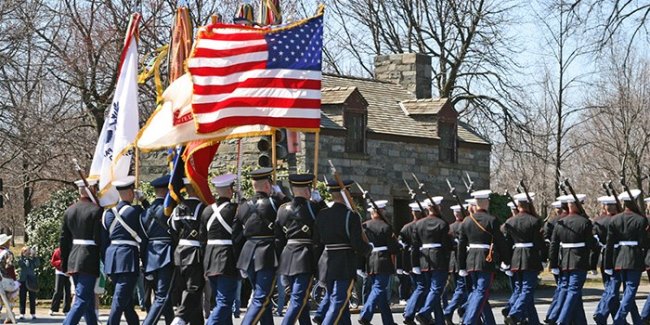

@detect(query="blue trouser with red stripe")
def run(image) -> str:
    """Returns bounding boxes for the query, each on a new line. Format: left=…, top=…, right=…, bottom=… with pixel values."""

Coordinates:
left=462, top=271, right=496, bottom=325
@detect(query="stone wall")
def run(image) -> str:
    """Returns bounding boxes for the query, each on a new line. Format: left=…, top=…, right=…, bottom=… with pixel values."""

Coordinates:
left=374, top=53, right=433, bottom=99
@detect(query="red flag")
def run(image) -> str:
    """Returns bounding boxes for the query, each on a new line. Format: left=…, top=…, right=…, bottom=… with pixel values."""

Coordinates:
left=183, top=141, right=220, bottom=205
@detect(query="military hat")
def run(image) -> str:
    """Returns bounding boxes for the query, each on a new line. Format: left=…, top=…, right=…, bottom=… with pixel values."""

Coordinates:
left=471, top=190, right=492, bottom=199
left=597, top=196, right=617, bottom=205
left=450, top=205, right=462, bottom=212
left=423, top=196, right=443, bottom=206
left=211, top=173, right=237, bottom=188
left=326, top=179, right=354, bottom=192
left=513, top=192, right=535, bottom=203
left=367, top=200, right=388, bottom=212
left=250, top=167, right=274, bottom=180
left=150, top=175, right=171, bottom=188
left=551, top=201, right=562, bottom=208
left=465, top=198, right=477, bottom=206
left=288, top=174, right=314, bottom=187
left=507, top=202, right=517, bottom=210
left=409, top=202, right=422, bottom=212
left=560, top=194, right=586, bottom=203
left=112, top=176, right=136, bottom=190
left=618, top=189, right=641, bottom=201
left=74, top=179, right=98, bottom=188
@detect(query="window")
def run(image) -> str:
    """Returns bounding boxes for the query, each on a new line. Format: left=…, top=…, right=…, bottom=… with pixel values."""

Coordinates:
left=439, top=121, right=457, bottom=162
left=345, top=112, right=366, bottom=153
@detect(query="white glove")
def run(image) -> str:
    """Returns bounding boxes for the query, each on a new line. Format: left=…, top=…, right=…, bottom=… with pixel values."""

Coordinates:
left=134, top=189, right=144, bottom=201
left=589, top=270, right=598, bottom=276
left=369, top=242, right=375, bottom=250
left=396, top=269, right=404, bottom=275
left=542, top=262, right=548, bottom=269
left=458, top=269, right=468, bottom=277
left=272, top=185, right=282, bottom=195
left=551, top=268, right=560, bottom=275
left=240, top=270, right=248, bottom=279
left=356, top=269, right=368, bottom=278
left=412, top=267, right=422, bottom=275
left=311, top=190, right=322, bottom=202
left=604, top=269, right=613, bottom=275
left=500, top=262, right=510, bottom=271
left=504, top=270, right=513, bottom=277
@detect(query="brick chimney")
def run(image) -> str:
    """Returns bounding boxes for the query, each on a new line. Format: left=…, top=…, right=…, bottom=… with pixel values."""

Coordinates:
left=374, top=53, right=432, bottom=99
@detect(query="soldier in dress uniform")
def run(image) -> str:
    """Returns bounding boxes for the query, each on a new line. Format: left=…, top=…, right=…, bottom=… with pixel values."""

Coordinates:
left=359, top=200, right=399, bottom=325
left=604, top=189, right=647, bottom=325
left=543, top=199, right=567, bottom=324
left=592, top=195, right=620, bottom=325
left=201, top=173, right=240, bottom=325
left=235, top=167, right=286, bottom=325
left=548, top=194, right=597, bottom=325
left=60, top=179, right=102, bottom=325
left=140, top=175, right=174, bottom=325
left=275, top=173, right=326, bottom=325
left=169, top=178, right=207, bottom=325
left=443, top=204, right=469, bottom=325
left=101, top=175, right=147, bottom=325
left=314, top=179, right=372, bottom=325
left=503, top=193, right=546, bottom=325
left=412, top=196, right=452, bottom=325
left=641, top=197, right=650, bottom=324
left=403, top=202, right=429, bottom=325
left=457, top=190, right=510, bottom=325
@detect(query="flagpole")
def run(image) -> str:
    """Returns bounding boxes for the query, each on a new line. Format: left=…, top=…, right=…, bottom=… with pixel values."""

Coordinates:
left=135, top=147, right=140, bottom=190
left=271, top=129, right=277, bottom=182
left=313, top=131, right=320, bottom=187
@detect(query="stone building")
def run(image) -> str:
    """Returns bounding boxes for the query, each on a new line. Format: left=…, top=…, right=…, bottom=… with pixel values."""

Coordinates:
left=142, top=53, right=491, bottom=229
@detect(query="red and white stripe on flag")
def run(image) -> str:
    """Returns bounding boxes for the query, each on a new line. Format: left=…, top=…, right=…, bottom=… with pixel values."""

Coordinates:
left=187, top=15, right=323, bottom=134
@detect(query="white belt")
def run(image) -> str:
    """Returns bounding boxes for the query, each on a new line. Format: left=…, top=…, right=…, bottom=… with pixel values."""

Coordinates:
left=560, top=242, right=585, bottom=248
left=325, top=244, right=352, bottom=251
left=207, top=239, right=232, bottom=246
left=372, top=246, right=388, bottom=252
left=287, top=239, right=313, bottom=245
left=615, top=241, right=638, bottom=248
left=469, top=244, right=491, bottom=249
left=72, top=239, right=96, bottom=246
left=178, top=239, right=201, bottom=247
left=421, top=243, right=442, bottom=250
left=111, top=240, right=139, bottom=247
left=513, top=243, right=534, bottom=248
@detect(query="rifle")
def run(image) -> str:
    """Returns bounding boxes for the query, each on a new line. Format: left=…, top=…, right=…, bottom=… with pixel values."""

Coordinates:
left=562, top=178, right=587, bottom=216
left=620, top=177, right=642, bottom=215
left=602, top=182, right=612, bottom=196
left=446, top=178, right=470, bottom=218
left=327, top=160, right=356, bottom=211
left=72, top=159, right=99, bottom=205
left=607, top=181, right=623, bottom=213
left=356, top=182, right=391, bottom=226
left=403, top=178, right=425, bottom=214
left=519, top=180, right=539, bottom=218
left=411, top=173, right=442, bottom=216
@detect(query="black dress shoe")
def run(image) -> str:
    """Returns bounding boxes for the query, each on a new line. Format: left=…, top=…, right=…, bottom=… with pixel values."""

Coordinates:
left=403, top=318, right=417, bottom=325
left=504, top=316, right=517, bottom=325
left=358, top=319, right=372, bottom=325
left=444, top=314, right=455, bottom=325
left=312, top=316, right=322, bottom=325
left=415, top=314, right=433, bottom=325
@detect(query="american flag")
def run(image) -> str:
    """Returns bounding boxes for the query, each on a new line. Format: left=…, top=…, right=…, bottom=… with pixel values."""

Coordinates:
left=188, top=15, right=323, bottom=134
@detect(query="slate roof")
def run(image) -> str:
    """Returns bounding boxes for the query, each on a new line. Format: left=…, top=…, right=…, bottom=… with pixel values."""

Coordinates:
left=320, top=74, right=490, bottom=145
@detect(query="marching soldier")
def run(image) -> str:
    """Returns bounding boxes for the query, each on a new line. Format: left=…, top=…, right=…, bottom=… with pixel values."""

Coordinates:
left=169, top=178, right=207, bottom=325
left=314, top=179, right=372, bottom=325
left=359, top=200, right=399, bottom=325
left=403, top=202, right=429, bottom=325
left=412, top=196, right=452, bottom=325
left=642, top=197, right=650, bottom=323
left=604, top=189, right=647, bottom=325
left=443, top=204, right=469, bottom=325
left=548, top=194, right=597, bottom=325
left=60, top=179, right=102, bottom=325
left=592, top=195, right=619, bottom=325
left=275, top=173, right=326, bottom=325
left=543, top=199, right=567, bottom=324
left=457, top=190, right=510, bottom=325
left=202, top=173, right=240, bottom=324
left=235, top=167, right=285, bottom=325
left=140, top=175, right=175, bottom=325
left=101, top=176, right=147, bottom=325
left=503, top=193, right=545, bottom=325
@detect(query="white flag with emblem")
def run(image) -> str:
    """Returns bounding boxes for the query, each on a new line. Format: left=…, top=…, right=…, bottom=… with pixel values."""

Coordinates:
left=89, top=15, right=141, bottom=207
